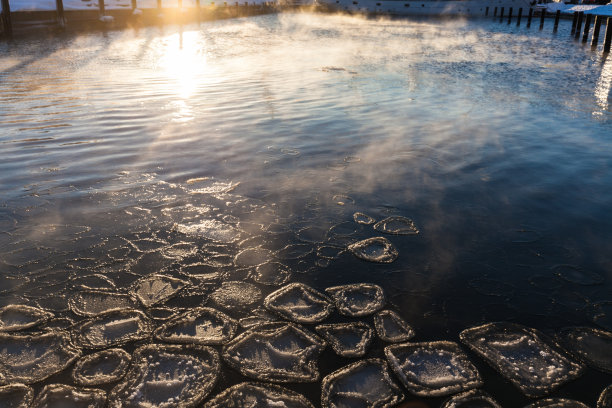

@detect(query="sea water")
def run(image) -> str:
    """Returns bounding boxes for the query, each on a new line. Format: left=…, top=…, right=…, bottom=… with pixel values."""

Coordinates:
left=0, top=12, right=611, bottom=407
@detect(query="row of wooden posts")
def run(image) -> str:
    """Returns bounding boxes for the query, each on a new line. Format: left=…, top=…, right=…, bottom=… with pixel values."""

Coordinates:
left=1, top=0, right=261, bottom=36
left=488, top=5, right=612, bottom=53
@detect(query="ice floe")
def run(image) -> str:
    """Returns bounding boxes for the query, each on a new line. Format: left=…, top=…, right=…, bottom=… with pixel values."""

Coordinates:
left=325, top=283, right=385, bottom=317
left=153, top=307, right=238, bottom=345
left=234, top=247, right=273, bottom=267
left=384, top=341, right=482, bottom=397
left=69, top=291, right=140, bottom=316
left=223, top=322, right=326, bottom=383
left=353, top=212, right=376, bottom=225
left=204, top=382, right=315, bottom=408
left=264, top=283, right=334, bottom=324
left=460, top=322, right=584, bottom=397
left=441, top=390, right=502, bottom=408
left=131, top=274, right=188, bottom=307
left=253, top=262, right=292, bottom=286
left=321, top=358, right=404, bottom=408
left=108, top=344, right=220, bottom=408
left=348, top=237, right=398, bottom=263
left=0, top=304, right=52, bottom=332
left=524, top=398, right=590, bottom=408
left=373, top=216, right=419, bottom=235
left=72, top=348, right=131, bottom=386
left=598, top=384, right=612, bottom=408
left=374, top=310, right=415, bottom=342
left=552, top=265, right=604, bottom=286
left=210, top=281, right=262, bottom=311
left=558, top=327, right=612, bottom=373
left=32, top=384, right=106, bottom=408
left=0, top=331, right=81, bottom=384
left=176, top=219, right=240, bottom=244
left=72, top=309, right=152, bottom=349
left=0, top=384, right=33, bottom=408
left=315, top=322, right=373, bottom=358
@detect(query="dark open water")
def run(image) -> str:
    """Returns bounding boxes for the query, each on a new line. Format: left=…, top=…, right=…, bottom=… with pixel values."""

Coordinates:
left=0, top=12, right=611, bottom=407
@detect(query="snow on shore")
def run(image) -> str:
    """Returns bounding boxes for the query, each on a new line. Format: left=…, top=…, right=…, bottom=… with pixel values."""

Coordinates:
left=545, top=2, right=612, bottom=16
left=8, top=0, right=269, bottom=11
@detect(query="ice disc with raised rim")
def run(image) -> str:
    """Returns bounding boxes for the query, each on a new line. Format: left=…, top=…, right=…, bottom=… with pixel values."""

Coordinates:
left=374, top=310, right=415, bottom=342
left=264, top=283, right=334, bottom=324
left=321, top=358, right=404, bottom=408
left=72, top=309, right=152, bottom=349
left=32, top=384, right=106, bottom=408
left=131, top=274, right=188, bottom=307
left=204, top=382, right=315, bottom=408
left=325, top=283, right=385, bottom=317
left=69, top=291, right=140, bottom=317
left=315, top=322, right=373, bottom=358
left=348, top=237, right=398, bottom=263
left=441, top=390, right=502, bottom=408
left=72, top=348, right=131, bottom=386
left=108, top=344, right=220, bottom=408
left=0, top=305, right=52, bottom=332
left=0, top=384, right=33, bottom=408
left=223, top=322, right=325, bottom=383
left=460, top=322, right=584, bottom=397
left=373, top=216, right=419, bottom=235
left=153, top=307, right=238, bottom=345
left=384, top=341, right=482, bottom=397
left=558, top=327, right=612, bottom=373
left=524, top=398, right=590, bottom=408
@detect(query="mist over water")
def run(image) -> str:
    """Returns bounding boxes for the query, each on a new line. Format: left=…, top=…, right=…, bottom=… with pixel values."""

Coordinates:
left=1, top=12, right=612, bottom=406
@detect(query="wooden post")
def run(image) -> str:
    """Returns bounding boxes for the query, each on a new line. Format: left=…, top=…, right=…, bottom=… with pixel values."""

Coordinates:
left=605, top=17, right=612, bottom=53
left=508, top=7, right=512, bottom=24
left=493, top=6, right=497, bottom=17
left=99, top=0, right=105, bottom=15
left=553, top=9, right=560, bottom=32
left=582, top=13, right=592, bottom=43
left=485, top=6, right=489, bottom=16
left=527, top=8, right=533, bottom=28
left=157, top=0, right=162, bottom=10
left=131, top=0, right=137, bottom=9
left=55, top=0, right=66, bottom=28
left=499, top=7, right=504, bottom=22
left=517, top=8, right=522, bottom=26
left=575, top=12, right=584, bottom=39
left=1, top=0, right=12, bottom=37
left=571, top=11, right=578, bottom=35
left=591, top=15, right=602, bottom=47
left=539, top=7, right=545, bottom=29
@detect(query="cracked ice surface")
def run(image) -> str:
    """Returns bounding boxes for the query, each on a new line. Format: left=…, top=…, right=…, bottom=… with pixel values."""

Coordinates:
left=222, top=322, right=325, bottom=383
left=460, top=322, right=584, bottom=397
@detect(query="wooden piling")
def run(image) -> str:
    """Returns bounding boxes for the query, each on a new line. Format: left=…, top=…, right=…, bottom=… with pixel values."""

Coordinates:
left=485, top=6, right=489, bottom=16
left=527, top=8, right=533, bottom=28
left=591, top=15, right=602, bottom=47
left=508, top=7, right=512, bottom=24
left=605, top=17, right=612, bottom=53
left=500, top=7, right=504, bottom=21
left=575, top=12, right=584, bottom=39
left=493, top=6, right=497, bottom=17
left=99, top=0, right=105, bottom=15
left=56, top=0, right=65, bottom=28
left=131, top=0, right=136, bottom=9
left=553, top=9, right=560, bottom=32
left=517, top=8, right=523, bottom=26
left=157, top=0, right=162, bottom=10
left=571, top=11, right=578, bottom=34
left=582, top=13, right=592, bottom=43
left=539, top=7, right=545, bottom=29
left=1, top=0, right=12, bottom=37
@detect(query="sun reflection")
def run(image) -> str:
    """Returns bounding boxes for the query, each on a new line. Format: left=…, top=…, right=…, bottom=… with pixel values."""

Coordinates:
left=159, top=30, right=208, bottom=100
left=593, top=55, right=612, bottom=118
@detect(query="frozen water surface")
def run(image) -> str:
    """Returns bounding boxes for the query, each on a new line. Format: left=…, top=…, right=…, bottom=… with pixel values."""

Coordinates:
left=348, top=237, right=398, bottom=263
left=325, top=283, right=385, bottom=317
left=373, top=216, right=419, bottom=235
left=374, top=310, right=415, bottom=342
left=131, top=275, right=188, bottom=307
left=69, top=291, right=140, bottom=317
left=0, top=331, right=80, bottom=384
left=222, top=322, right=326, bottom=382
left=32, top=384, right=106, bottom=408
left=73, top=309, right=152, bottom=349
left=210, top=281, right=262, bottom=311
left=253, top=262, right=292, bottom=286
left=460, top=322, right=585, bottom=397
left=321, top=358, right=404, bottom=408
left=598, top=385, right=612, bottom=408
left=441, top=390, right=502, bottom=408
left=353, top=212, right=376, bottom=225
left=108, top=344, right=219, bottom=408
left=204, top=382, right=315, bottom=408
left=72, top=348, right=131, bottom=386
left=551, top=265, right=604, bottom=286
left=0, top=384, right=33, bottom=408
left=153, top=307, right=238, bottom=345
left=558, top=327, right=612, bottom=373
left=315, top=322, right=373, bottom=358
left=384, top=341, right=482, bottom=397
left=524, top=398, right=590, bottom=408
left=264, top=283, right=334, bottom=323
left=234, top=247, right=273, bottom=267
left=0, top=305, right=52, bottom=332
